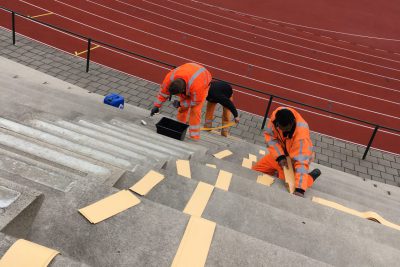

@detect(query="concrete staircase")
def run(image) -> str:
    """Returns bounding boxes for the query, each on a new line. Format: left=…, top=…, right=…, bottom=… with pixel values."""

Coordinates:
left=1, top=56, right=400, bottom=266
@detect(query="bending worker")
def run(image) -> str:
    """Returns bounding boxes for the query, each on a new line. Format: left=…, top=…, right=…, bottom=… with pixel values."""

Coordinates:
left=150, top=63, right=212, bottom=140
left=204, top=81, right=240, bottom=137
left=252, top=107, right=321, bottom=197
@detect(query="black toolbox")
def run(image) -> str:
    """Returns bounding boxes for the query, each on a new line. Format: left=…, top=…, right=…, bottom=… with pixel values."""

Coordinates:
left=155, top=117, right=189, bottom=141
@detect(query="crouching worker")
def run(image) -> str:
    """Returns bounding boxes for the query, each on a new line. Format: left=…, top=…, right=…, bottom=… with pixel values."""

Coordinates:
left=252, top=107, right=321, bottom=197
left=204, top=81, right=240, bottom=137
left=150, top=63, right=212, bottom=140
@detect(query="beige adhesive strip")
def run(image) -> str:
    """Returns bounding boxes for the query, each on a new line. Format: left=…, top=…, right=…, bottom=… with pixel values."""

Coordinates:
left=213, top=150, right=233, bottom=159
left=177, top=160, right=191, bottom=179
left=183, top=182, right=214, bottom=217
left=248, top=154, right=257, bottom=162
left=312, top=197, right=400, bottom=231
left=206, top=164, right=217, bottom=169
left=0, top=239, right=59, bottom=267
left=242, top=158, right=253, bottom=169
left=129, top=170, right=164, bottom=196
left=283, top=157, right=295, bottom=193
left=259, top=150, right=266, bottom=155
left=215, top=170, right=232, bottom=191
left=171, top=216, right=216, bottom=267
left=257, top=174, right=275, bottom=186
left=79, top=190, right=140, bottom=224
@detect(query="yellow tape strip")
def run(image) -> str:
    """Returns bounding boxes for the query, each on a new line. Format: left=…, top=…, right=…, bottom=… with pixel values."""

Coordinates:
left=312, top=197, right=400, bottom=231
left=129, top=170, right=164, bottom=196
left=248, top=154, right=257, bottom=162
left=215, top=170, right=232, bottom=191
left=257, top=174, right=275, bottom=186
left=177, top=160, right=191, bottom=179
left=200, top=122, right=236, bottom=131
left=213, top=150, right=232, bottom=159
left=183, top=182, right=214, bottom=217
left=0, top=239, right=59, bottom=267
left=79, top=190, right=140, bottom=224
left=171, top=216, right=216, bottom=267
left=30, top=12, right=53, bottom=18
left=74, top=45, right=101, bottom=56
left=259, top=150, right=266, bottom=155
left=241, top=158, right=253, bottom=169
left=283, top=157, right=295, bottom=193
left=206, top=164, right=217, bottom=169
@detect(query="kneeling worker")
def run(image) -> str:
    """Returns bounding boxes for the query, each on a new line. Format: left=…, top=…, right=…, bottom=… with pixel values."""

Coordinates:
left=252, top=107, right=321, bottom=197
left=150, top=63, right=212, bottom=140
left=204, top=81, right=240, bottom=137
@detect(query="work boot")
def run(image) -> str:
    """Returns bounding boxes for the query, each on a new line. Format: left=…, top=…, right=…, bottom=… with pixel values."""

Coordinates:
left=293, top=188, right=305, bottom=197
left=203, top=122, right=212, bottom=132
left=221, top=129, right=228, bottom=137
left=309, top=168, right=321, bottom=181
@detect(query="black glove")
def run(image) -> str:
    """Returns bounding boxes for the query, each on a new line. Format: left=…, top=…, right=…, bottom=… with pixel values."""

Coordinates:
left=150, top=106, right=159, bottom=116
left=172, top=100, right=181, bottom=108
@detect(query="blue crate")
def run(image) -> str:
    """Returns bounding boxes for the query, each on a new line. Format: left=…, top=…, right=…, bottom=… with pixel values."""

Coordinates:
left=104, top=93, right=124, bottom=109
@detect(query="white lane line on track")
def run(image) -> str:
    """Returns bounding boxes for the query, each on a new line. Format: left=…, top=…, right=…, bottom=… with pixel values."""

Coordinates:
left=164, top=0, right=400, bottom=65
left=84, top=0, right=400, bottom=95
left=357, top=44, right=369, bottom=48
left=321, top=36, right=332, bottom=39
left=19, top=0, right=400, bottom=120
left=2, top=27, right=399, bottom=155
left=190, top=0, right=400, bottom=42
left=53, top=0, right=400, bottom=104
left=113, top=0, right=400, bottom=82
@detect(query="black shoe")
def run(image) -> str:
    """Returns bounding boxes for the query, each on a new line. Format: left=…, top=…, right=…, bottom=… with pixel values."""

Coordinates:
left=309, top=168, right=321, bottom=181
left=294, top=188, right=305, bottom=197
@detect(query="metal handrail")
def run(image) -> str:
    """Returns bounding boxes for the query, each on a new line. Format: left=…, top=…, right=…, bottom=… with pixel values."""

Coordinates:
left=2, top=6, right=399, bottom=158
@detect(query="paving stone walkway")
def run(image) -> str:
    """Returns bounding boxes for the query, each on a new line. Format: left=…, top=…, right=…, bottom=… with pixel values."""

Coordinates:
left=0, top=28, right=398, bottom=186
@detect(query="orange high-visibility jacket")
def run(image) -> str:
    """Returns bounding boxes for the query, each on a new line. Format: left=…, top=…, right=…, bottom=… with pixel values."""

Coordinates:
left=154, top=63, right=212, bottom=109
left=264, top=107, right=314, bottom=190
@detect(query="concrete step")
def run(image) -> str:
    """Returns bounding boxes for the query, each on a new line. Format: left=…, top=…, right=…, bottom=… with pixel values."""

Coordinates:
left=0, top=233, right=90, bottom=267
left=160, top=159, right=400, bottom=250
left=25, top=183, right=327, bottom=267
left=0, top=177, right=43, bottom=238
left=115, top=167, right=400, bottom=266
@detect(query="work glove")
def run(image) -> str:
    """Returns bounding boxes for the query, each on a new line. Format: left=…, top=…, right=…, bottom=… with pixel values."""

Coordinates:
left=172, top=100, right=181, bottom=108
left=150, top=106, right=159, bottom=116
left=278, top=157, right=288, bottom=168
left=234, top=117, right=240, bottom=124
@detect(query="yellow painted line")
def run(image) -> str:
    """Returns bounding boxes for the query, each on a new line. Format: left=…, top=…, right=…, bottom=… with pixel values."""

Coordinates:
left=74, top=45, right=101, bottom=56
left=213, top=149, right=232, bottom=159
left=177, top=159, right=191, bottom=179
left=283, top=157, right=295, bottom=194
left=206, top=164, right=217, bottom=169
left=0, top=239, right=59, bottom=267
left=129, top=170, right=164, bottom=196
left=78, top=190, right=140, bottom=224
left=241, top=158, right=253, bottom=169
left=257, top=174, right=275, bottom=186
left=29, top=12, right=53, bottom=19
left=171, top=216, right=216, bottom=267
left=312, top=197, right=400, bottom=231
left=183, top=182, right=214, bottom=217
left=215, top=170, right=232, bottom=191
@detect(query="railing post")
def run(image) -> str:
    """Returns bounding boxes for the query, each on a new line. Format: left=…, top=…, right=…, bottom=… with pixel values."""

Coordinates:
left=86, top=38, right=92, bottom=72
left=261, top=96, right=274, bottom=129
left=12, top=12, right=16, bottom=45
left=362, top=125, right=379, bottom=160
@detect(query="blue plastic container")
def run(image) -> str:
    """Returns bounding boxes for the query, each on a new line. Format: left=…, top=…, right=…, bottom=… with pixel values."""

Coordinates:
left=104, top=93, right=124, bottom=109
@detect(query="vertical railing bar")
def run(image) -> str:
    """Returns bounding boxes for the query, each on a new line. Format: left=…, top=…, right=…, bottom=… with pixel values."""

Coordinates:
left=86, top=38, right=92, bottom=72
left=362, top=125, right=379, bottom=160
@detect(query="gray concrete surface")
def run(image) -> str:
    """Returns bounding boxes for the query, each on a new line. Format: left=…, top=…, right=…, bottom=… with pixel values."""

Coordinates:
left=0, top=28, right=398, bottom=186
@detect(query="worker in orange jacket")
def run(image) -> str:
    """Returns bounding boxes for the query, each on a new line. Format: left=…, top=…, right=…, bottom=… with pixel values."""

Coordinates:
left=150, top=63, right=212, bottom=139
left=252, top=107, right=321, bottom=197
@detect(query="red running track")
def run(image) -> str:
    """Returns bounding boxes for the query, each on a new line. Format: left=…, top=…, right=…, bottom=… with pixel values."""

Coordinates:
left=0, top=0, right=399, bottom=154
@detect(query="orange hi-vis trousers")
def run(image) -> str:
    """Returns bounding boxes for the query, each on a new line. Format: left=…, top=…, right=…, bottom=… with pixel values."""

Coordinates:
left=204, top=97, right=233, bottom=137
left=252, top=154, right=314, bottom=190
left=177, top=99, right=205, bottom=139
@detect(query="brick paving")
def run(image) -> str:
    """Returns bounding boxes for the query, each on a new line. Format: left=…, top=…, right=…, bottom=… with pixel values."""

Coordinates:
left=0, top=28, right=399, bottom=186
